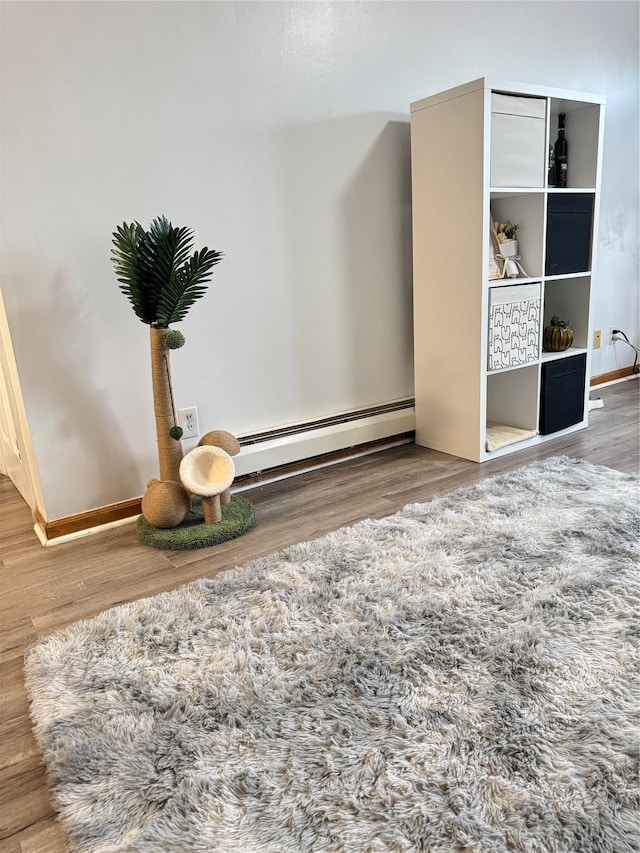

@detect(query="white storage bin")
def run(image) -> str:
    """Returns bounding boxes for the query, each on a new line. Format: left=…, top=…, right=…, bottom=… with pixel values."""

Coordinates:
left=491, top=94, right=546, bottom=188
left=488, top=283, right=541, bottom=370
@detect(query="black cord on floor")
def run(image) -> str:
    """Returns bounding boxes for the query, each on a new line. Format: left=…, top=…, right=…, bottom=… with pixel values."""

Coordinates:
left=612, top=329, right=639, bottom=374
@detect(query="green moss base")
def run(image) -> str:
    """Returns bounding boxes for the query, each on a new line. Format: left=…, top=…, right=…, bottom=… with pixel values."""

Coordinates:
left=137, top=495, right=256, bottom=550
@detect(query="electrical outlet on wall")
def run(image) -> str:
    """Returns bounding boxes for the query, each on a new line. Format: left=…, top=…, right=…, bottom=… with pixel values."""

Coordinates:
left=593, top=330, right=602, bottom=349
left=178, top=407, right=200, bottom=437
left=609, top=326, right=619, bottom=345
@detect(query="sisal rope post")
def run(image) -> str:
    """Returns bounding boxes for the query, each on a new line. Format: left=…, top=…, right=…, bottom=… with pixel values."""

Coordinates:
left=201, top=494, right=222, bottom=524
left=150, top=328, right=183, bottom=483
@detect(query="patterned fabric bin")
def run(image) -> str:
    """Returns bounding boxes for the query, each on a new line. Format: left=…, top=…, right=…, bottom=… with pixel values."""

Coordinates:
left=488, top=283, right=541, bottom=370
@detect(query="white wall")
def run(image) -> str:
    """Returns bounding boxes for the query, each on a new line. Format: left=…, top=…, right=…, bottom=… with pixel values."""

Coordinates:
left=1, top=1, right=638, bottom=520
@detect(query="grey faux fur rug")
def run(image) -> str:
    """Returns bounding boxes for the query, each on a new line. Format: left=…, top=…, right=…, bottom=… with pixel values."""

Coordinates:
left=25, top=457, right=639, bottom=853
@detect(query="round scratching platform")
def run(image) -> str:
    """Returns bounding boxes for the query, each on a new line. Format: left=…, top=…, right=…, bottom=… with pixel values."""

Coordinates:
left=179, top=445, right=235, bottom=524
left=137, top=494, right=256, bottom=550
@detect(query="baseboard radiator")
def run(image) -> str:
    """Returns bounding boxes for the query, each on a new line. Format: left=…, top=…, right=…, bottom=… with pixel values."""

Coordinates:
left=35, top=400, right=416, bottom=545
left=233, top=400, right=416, bottom=481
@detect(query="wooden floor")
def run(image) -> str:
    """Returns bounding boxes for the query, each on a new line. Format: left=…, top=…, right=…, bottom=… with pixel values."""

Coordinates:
left=1, top=380, right=638, bottom=853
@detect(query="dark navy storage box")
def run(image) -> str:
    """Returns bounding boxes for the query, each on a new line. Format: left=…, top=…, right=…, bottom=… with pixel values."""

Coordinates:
left=539, top=353, right=587, bottom=435
left=545, top=194, right=594, bottom=276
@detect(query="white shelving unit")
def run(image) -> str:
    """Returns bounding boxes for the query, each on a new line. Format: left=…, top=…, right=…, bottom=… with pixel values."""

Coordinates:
left=410, top=78, right=605, bottom=462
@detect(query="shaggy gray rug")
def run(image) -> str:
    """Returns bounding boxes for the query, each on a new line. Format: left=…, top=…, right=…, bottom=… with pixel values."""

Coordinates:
left=25, top=457, right=639, bottom=853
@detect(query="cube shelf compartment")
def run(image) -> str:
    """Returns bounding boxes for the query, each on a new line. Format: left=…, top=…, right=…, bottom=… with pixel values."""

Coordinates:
left=488, top=283, right=541, bottom=371
left=491, top=193, right=545, bottom=279
left=545, top=193, right=594, bottom=276
left=540, top=354, right=588, bottom=435
left=410, top=78, right=605, bottom=462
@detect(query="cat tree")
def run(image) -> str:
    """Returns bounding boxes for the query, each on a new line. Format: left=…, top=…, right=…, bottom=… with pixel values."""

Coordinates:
left=111, top=215, right=255, bottom=549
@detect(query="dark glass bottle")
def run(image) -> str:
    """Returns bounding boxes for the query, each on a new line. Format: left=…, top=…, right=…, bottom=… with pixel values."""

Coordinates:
left=554, top=113, right=568, bottom=188
left=548, top=145, right=556, bottom=187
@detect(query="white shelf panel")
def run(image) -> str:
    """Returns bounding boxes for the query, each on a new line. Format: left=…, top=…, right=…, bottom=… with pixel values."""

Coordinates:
left=487, top=79, right=605, bottom=105
left=487, top=360, right=539, bottom=377
left=492, top=188, right=596, bottom=198
left=487, top=276, right=542, bottom=287
left=547, top=187, right=596, bottom=194
left=540, top=346, right=588, bottom=362
left=486, top=346, right=591, bottom=374
left=490, top=188, right=545, bottom=198
left=545, top=271, right=591, bottom=281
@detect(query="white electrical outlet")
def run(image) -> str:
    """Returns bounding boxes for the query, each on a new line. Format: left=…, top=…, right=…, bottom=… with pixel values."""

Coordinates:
left=178, top=407, right=200, bottom=437
left=609, top=326, right=619, bottom=345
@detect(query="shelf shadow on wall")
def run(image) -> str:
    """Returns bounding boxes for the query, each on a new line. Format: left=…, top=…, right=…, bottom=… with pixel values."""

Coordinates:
left=274, top=113, right=414, bottom=419
left=339, top=117, right=414, bottom=403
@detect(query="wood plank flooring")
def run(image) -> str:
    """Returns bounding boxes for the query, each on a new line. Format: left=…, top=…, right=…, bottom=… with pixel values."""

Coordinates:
left=1, top=380, right=638, bottom=852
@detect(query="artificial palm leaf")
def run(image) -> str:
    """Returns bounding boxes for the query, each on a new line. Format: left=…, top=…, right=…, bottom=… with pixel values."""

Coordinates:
left=155, top=247, right=223, bottom=326
left=111, top=216, right=223, bottom=327
left=111, top=222, right=153, bottom=323
left=141, top=217, right=194, bottom=298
